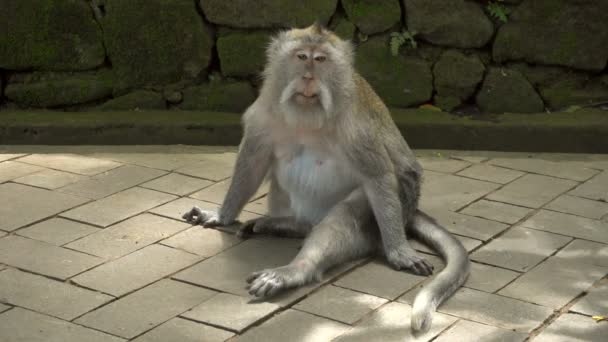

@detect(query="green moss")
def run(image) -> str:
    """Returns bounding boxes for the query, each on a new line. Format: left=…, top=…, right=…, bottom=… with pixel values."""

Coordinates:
left=103, top=0, right=213, bottom=94
left=199, top=0, right=337, bottom=28
left=217, top=30, right=271, bottom=78
left=493, top=0, right=608, bottom=71
left=433, top=50, right=485, bottom=109
left=356, top=35, right=432, bottom=107
left=342, top=0, right=401, bottom=35
left=0, top=0, right=104, bottom=71
left=540, top=77, right=608, bottom=110
left=4, top=71, right=113, bottom=107
left=94, top=90, right=166, bottom=111
left=180, top=81, right=256, bottom=112
left=329, top=14, right=357, bottom=41
left=476, top=67, right=545, bottom=114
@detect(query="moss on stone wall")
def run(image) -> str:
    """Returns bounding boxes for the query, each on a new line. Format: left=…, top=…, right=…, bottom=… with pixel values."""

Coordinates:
left=1, top=0, right=607, bottom=115
left=0, top=0, right=105, bottom=71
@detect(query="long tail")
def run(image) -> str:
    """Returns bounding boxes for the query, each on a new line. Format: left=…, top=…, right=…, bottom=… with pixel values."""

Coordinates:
left=410, top=210, right=470, bottom=333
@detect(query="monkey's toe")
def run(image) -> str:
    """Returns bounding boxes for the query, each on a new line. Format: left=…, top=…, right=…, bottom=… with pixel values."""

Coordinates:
left=409, top=256, right=434, bottom=276
left=246, top=271, right=286, bottom=298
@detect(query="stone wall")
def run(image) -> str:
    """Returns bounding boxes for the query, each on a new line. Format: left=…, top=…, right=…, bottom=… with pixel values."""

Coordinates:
left=0, top=0, right=607, bottom=114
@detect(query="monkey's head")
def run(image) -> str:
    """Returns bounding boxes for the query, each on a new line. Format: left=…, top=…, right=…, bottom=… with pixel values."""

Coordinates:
left=264, top=23, right=355, bottom=128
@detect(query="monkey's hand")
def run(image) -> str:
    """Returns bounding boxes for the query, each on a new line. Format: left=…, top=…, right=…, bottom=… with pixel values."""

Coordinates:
left=386, top=245, right=434, bottom=276
left=182, top=206, right=226, bottom=227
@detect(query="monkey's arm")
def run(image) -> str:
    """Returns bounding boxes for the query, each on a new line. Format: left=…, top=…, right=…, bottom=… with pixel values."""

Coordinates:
left=218, top=130, right=273, bottom=224
left=184, top=124, right=273, bottom=227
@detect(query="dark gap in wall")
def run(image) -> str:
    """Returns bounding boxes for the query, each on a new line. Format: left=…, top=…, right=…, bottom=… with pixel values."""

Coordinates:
left=398, top=0, right=406, bottom=28
left=328, top=0, right=345, bottom=28
left=193, top=0, right=221, bottom=79
left=0, top=69, right=5, bottom=105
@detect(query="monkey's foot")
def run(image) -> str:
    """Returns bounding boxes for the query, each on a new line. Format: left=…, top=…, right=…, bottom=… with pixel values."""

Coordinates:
left=182, top=206, right=221, bottom=227
left=386, top=247, right=434, bottom=276
left=236, top=217, right=307, bottom=239
left=246, top=265, right=308, bottom=298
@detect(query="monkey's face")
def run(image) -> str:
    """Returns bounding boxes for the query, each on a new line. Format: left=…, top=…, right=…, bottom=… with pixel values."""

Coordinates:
left=279, top=45, right=335, bottom=115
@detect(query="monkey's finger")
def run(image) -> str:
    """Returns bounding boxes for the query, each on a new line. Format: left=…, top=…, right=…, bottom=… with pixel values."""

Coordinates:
left=256, top=280, right=275, bottom=298
left=246, top=271, right=264, bottom=284
left=248, top=277, right=268, bottom=296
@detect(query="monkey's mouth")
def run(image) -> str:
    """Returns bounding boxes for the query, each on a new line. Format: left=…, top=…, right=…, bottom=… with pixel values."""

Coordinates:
left=294, top=92, right=319, bottom=105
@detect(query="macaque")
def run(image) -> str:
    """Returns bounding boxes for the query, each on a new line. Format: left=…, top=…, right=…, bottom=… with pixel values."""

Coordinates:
left=183, top=23, right=470, bottom=333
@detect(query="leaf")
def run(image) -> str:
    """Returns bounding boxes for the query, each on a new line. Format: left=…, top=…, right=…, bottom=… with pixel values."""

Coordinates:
left=592, top=315, right=607, bottom=322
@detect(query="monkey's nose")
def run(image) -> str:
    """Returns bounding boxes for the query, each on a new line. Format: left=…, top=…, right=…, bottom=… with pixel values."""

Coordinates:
left=302, top=72, right=313, bottom=80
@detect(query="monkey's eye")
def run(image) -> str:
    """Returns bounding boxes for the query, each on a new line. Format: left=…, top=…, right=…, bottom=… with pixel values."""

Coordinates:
left=314, top=55, right=326, bottom=62
left=297, top=53, right=308, bottom=61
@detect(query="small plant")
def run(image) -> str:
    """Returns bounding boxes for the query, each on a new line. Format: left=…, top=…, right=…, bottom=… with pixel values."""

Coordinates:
left=486, top=0, right=511, bottom=23
left=389, top=30, right=417, bottom=56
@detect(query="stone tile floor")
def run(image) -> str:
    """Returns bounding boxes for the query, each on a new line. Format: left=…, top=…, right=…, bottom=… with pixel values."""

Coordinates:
left=0, top=145, right=607, bottom=341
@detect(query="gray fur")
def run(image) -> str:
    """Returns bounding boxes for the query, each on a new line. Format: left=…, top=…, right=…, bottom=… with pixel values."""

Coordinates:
left=182, top=24, right=470, bottom=334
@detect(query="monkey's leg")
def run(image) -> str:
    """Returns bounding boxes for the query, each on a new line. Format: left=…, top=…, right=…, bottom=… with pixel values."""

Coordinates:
left=236, top=217, right=311, bottom=238
left=246, top=191, right=379, bottom=298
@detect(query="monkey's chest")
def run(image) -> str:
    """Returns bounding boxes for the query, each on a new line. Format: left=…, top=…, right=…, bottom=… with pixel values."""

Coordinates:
left=275, top=146, right=358, bottom=223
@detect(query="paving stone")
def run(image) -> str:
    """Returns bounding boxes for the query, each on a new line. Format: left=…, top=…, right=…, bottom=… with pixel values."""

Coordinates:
left=471, top=226, right=572, bottom=271
left=449, top=154, right=489, bottom=163
left=0, top=153, right=26, bottom=162
left=234, top=309, right=348, bottom=342
left=0, top=231, right=5, bottom=238
left=464, top=262, right=521, bottom=293
left=160, top=225, right=241, bottom=257
left=487, top=174, right=577, bottom=208
left=182, top=292, right=280, bottom=333
left=75, top=279, right=216, bottom=339
left=410, top=234, right=481, bottom=255
left=498, top=258, right=607, bottom=309
left=0, top=268, right=112, bottom=320
left=72, top=244, right=200, bottom=296
left=0, top=308, right=126, bottom=342
left=243, top=197, right=268, bottom=215
left=88, top=152, right=206, bottom=171
left=461, top=200, right=533, bottom=224
left=18, top=153, right=121, bottom=175
left=59, top=165, right=167, bottom=199
left=533, top=313, right=608, bottom=342
left=433, top=319, right=526, bottom=342
left=333, top=302, right=457, bottom=342
left=457, top=163, right=525, bottom=184
left=132, top=317, right=234, bottom=342
left=176, top=153, right=237, bottom=181
left=0, top=183, right=89, bottom=232
left=0, top=160, right=44, bottom=183
left=570, top=279, right=608, bottom=316
left=17, top=218, right=100, bottom=246
left=545, top=194, right=608, bottom=220
left=422, top=208, right=510, bottom=241
left=418, top=157, right=471, bottom=173
left=173, top=238, right=299, bottom=298
left=66, top=213, right=190, bottom=259
left=488, top=157, right=598, bottom=181
left=569, top=170, right=608, bottom=201
left=294, top=285, right=388, bottom=324
left=420, top=171, right=500, bottom=211
left=521, top=209, right=608, bottom=244
left=13, top=168, right=86, bottom=189
left=141, top=173, right=213, bottom=196
left=334, top=256, right=443, bottom=300
left=400, top=287, right=552, bottom=333
left=149, top=197, right=260, bottom=231
left=62, top=187, right=176, bottom=227
left=554, top=239, right=608, bottom=267
left=0, top=235, right=103, bottom=279
left=190, top=178, right=269, bottom=205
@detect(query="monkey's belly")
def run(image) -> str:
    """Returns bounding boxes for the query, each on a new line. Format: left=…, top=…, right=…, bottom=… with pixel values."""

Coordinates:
left=275, top=148, right=358, bottom=224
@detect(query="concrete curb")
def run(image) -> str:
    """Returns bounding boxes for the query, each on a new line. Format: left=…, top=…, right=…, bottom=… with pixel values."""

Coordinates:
left=1, top=108, right=607, bottom=152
